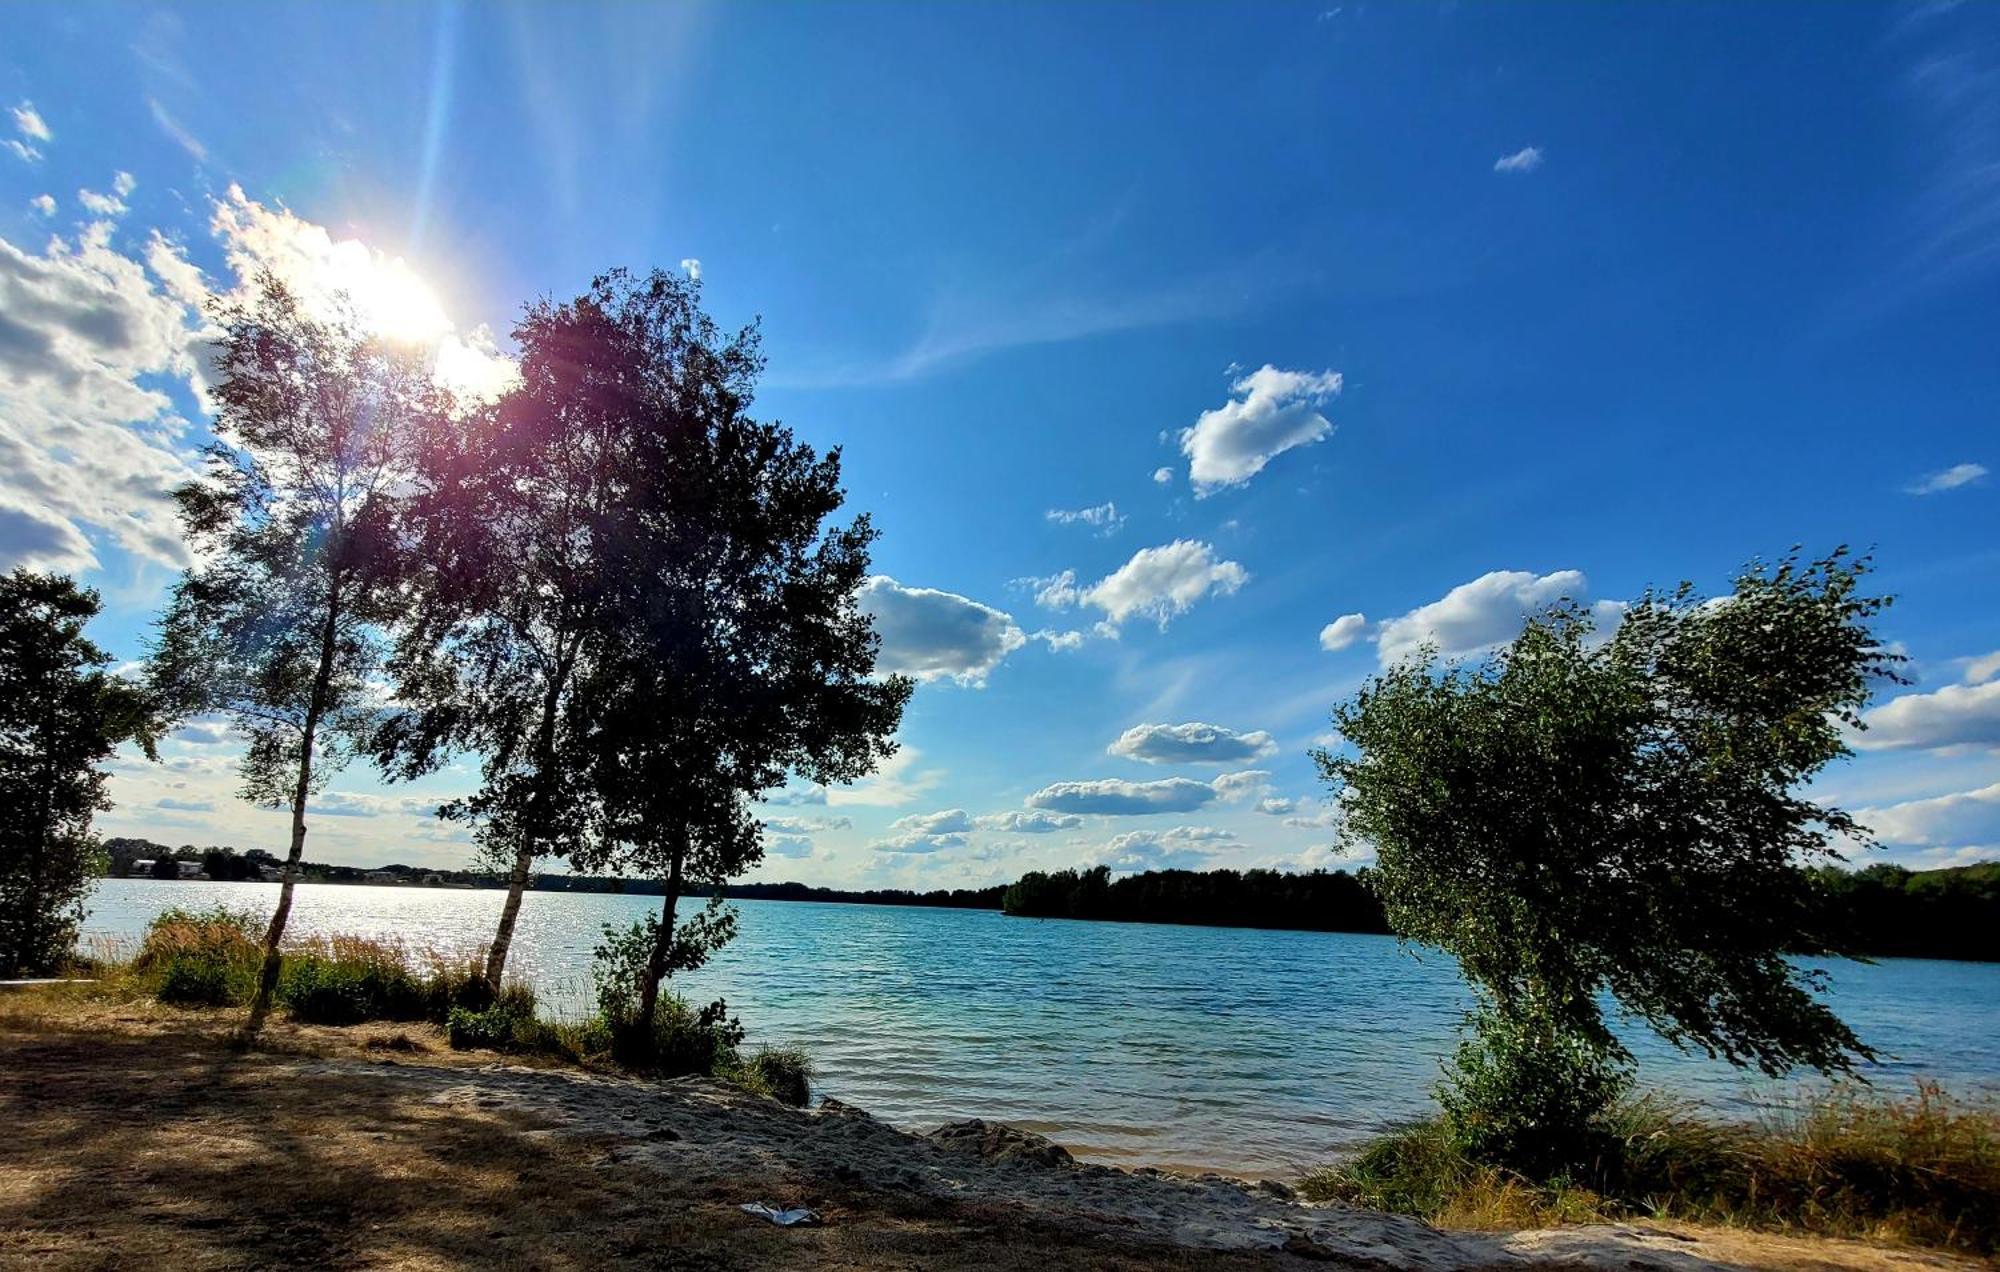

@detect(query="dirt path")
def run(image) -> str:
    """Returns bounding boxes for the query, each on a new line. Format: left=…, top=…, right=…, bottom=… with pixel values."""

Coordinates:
left=0, top=1004, right=1979, bottom=1271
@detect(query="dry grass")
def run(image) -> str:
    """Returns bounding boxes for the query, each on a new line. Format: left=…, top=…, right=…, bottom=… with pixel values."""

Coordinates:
left=0, top=994, right=1290, bottom=1271
left=1300, top=1084, right=2000, bottom=1258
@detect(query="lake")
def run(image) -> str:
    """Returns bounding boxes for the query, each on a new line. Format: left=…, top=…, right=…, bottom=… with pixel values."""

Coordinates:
left=79, top=878, right=2000, bottom=1178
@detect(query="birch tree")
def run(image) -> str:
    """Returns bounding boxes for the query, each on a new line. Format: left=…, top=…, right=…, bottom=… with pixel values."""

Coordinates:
left=150, top=275, right=445, bottom=1036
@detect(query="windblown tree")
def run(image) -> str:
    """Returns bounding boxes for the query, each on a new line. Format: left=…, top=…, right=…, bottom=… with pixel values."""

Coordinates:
left=561, top=268, right=912, bottom=1051
left=1315, top=549, right=1902, bottom=1174
left=373, top=292, right=638, bottom=993
left=149, top=276, right=447, bottom=1035
left=0, top=571, right=160, bottom=976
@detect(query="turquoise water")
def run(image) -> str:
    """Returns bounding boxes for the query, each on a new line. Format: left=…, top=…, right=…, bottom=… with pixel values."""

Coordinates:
left=80, top=878, right=2000, bottom=1177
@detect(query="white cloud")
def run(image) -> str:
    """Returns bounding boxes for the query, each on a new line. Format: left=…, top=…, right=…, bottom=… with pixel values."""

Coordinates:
left=1494, top=146, right=1544, bottom=174
left=827, top=744, right=942, bottom=808
left=857, top=575, right=1026, bottom=686
left=1854, top=679, right=2000, bottom=752
left=113, top=171, right=137, bottom=198
left=77, top=188, right=129, bottom=218
left=766, top=835, right=814, bottom=859
left=1211, top=769, right=1271, bottom=802
left=0, top=499, right=98, bottom=573
left=1284, top=806, right=1344, bottom=830
left=11, top=103, right=51, bottom=143
left=307, top=791, right=436, bottom=819
left=156, top=796, right=215, bottom=813
left=1375, top=568, right=1595, bottom=666
left=1096, top=825, right=1238, bottom=872
left=1107, top=721, right=1277, bottom=765
left=1036, top=539, right=1248, bottom=629
left=0, top=223, right=208, bottom=573
left=1318, top=612, right=1369, bottom=652
left=1045, top=501, right=1125, bottom=535
left=1965, top=651, right=2000, bottom=685
left=1178, top=364, right=1341, bottom=494
left=148, top=98, right=207, bottom=163
left=974, top=810, right=1082, bottom=833
left=680, top=257, right=701, bottom=282
left=1256, top=797, right=1297, bottom=816
left=1906, top=462, right=1986, bottom=494
left=1033, top=628, right=1085, bottom=652
left=28, top=194, right=54, bottom=217
left=1859, top=782, right=2000, bottom=854
left=1152, top=466, right=1173, bottom=485
left=761, top=815, right=852, bottom=834
left=3, top=141, right=42, bottom=164
left=889, top=808, right=973, bottom=836
left=1027, top=776, right=1219, bottom=816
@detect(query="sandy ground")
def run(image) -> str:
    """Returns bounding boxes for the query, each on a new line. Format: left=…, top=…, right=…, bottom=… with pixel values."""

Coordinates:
left=0, top=997, right=1982, bottom=1271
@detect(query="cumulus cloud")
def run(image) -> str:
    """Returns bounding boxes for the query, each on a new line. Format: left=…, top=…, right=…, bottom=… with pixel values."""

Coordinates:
left=1906, top=462, right=1987, bottom=494
left=77, top=187, right=129, bottom=217
left=1046, top=501, right=1125, bottom=535
left=0, top=223, right=207, bottom=573
left=1318, top=612, right=1368, bottom=652
left=307, top=791, right=437, bottom=819
left=1854, top=679, right=2000, bottom=752
left=10, top=103, right=51, bottom=143
left=1859, top=782, right=2000, bottom=855
left=974, top=810, right=1083, bottom=833
left=766, top=835, right=814, bottom=859
left=1375, top=569, right=1597, bottom=666
left=1965, top=651, right=2000, bottom=685
left=1027, top=776, right=1219, bottom=816
left=1493, top=146, right=1545, bottom=174
left=1178, top=364, right=1341, bottom=494
left=858, top=575, right=1026, bottom=686
left=1211, top=769, right=1270, bottom=802
left=1097, top=825, right=1237, bottom=871
left=1107, top=721, right=1277, bottom=765
left=1033, top=628, right=1085, bottom=652
left=1034, top=540, right=1247, bottom=629
left=1152, top=466, right=1173, bottom=485
left=28, top=194, right=54, bottom=217
left=114, top=171, right=137, bottom=198
left=1256, top=797, right=1297, bottom=816
left=680, top=257, right=701, bottom=282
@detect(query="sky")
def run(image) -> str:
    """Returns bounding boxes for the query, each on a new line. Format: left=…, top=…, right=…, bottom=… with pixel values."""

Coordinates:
left=2, top=1, right=1997, bottom=888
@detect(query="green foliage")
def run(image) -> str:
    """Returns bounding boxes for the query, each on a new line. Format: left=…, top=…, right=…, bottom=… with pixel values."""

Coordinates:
left=133, top=906, right=264, bottom=1006
left=591, top=909, right=747, bottom=1073
left=1435, top=1007, right=1632, bottom=1179
left=446, top=1002, right=536, bottom=1051
left=0, top=570, right=161, bottom=976
left=1812, top=862, right=2000, bottom=962
left=730, top=1046, right=814, bottom=1107
left=1302, top=1084, right=2000, bottom=1256
left=1318, top=550, right=1900, bottom=1175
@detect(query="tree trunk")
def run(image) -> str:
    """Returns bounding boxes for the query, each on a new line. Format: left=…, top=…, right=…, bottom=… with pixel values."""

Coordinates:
left=240, top=580, right=341, bottom=1040
left=635, top=841, right=685, bottom=1040
left=481, top=838, right=534, bottom=992
left=480, top=637, right=577, bottom=994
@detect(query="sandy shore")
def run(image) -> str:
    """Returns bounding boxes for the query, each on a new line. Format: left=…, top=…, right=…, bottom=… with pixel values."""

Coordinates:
left=0, top=998, right=1980, bottom=1270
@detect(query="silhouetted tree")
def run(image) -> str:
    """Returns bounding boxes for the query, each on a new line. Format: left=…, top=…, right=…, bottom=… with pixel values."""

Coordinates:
left=373, top=289, right=638, bottom=993
left=0, top=571, right=160, bottom=976
left=1316, top=549, right=1902, bottom=1175
left=562, top=269, right=912, bottom=1046
left=149, top=276, right=446, bottom=1035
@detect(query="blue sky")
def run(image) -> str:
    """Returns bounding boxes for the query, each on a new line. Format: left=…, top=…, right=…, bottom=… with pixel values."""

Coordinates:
left=3, top=1, right=1996, bottom=886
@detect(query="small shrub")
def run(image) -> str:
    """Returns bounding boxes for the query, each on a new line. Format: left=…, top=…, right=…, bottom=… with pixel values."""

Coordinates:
left=446, top=1003, right=531, bottom=1051
left=278, top=936, right=425, bottom=1024
left=731, top=1045, right=814, bottom=1107
left=1436, top=1006, right=1632, bottom=1179
left=132, top=906, right=263, bottom=1006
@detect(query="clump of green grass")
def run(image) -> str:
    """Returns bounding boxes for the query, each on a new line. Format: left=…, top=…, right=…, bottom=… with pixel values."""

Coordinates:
left=130, top=906, right=264, bottom=1006
left=1300, top=1082, right=2000, bottom=1256
left=728, top=1045, right=814, bottom=1107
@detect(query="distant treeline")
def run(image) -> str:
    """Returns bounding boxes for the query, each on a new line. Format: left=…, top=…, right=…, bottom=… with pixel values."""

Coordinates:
left=1003, top=865, right=1392, bottom=935
left=1811, top=863, right=2000, bottom=964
